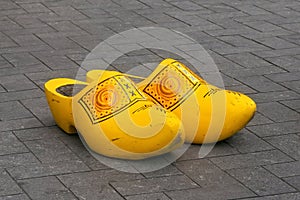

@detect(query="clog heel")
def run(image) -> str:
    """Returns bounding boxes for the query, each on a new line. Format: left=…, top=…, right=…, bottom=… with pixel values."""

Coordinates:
left=45, top=71, right=185, bottom=160
left=45, top=78, right=87, bottom=134
left=86, top=58, right=256, bottom=144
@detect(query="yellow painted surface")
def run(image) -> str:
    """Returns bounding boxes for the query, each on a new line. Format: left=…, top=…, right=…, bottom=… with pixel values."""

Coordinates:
left=44, top=71, right=184, bottom=160
left=86, top=58, right=256, bottom=144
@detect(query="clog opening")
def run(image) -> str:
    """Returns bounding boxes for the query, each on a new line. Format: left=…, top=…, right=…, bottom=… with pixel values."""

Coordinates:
left=56, top=84, right=86, bottom=97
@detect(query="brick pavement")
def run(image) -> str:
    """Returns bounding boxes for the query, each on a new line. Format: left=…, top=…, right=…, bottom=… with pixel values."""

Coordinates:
left=0, top=0, right=299, bottom=199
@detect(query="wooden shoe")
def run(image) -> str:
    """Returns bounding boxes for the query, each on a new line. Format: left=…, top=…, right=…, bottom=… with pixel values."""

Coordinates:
left=44, top=71, right=185, bottom=160
left=86, top=58, right=256, bottom=144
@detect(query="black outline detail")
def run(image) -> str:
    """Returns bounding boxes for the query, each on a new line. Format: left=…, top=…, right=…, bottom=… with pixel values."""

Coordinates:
left=143, top=61, right=200, bottom=111
left=78, top=75, right=146, bottom=124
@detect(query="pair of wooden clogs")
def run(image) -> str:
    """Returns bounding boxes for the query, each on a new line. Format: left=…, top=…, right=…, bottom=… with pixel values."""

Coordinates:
left=45, top=58, right=256, bottom=160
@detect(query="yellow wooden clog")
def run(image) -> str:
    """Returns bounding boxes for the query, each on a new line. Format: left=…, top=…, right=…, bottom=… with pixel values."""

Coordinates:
left=86, top=58, right=256, bottom=144
left=44, top=70, right=185, bottom=160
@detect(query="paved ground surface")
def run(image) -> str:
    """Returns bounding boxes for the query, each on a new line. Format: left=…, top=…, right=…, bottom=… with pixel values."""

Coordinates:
left=0, top=0, right=300, bottom=199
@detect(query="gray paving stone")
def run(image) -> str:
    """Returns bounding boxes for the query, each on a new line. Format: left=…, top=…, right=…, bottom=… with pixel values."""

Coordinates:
left=0, top=132, right=28, bottom=156
left=142, top=12, right=186, bottom=25
left=225, top=53, right=271, bottom=68
left=210, top=150, right=293, bottom=170
left=266, top=56, right=300, bottom=72
left=0, top=43, right=53, bottom=55
left=222, top=65, right=285, bottom=78
left=0, top=18, right=22, bottom=31
left=242, top=29, right=295, bottom=40
left=0, top=89, right=43, bottom=103
left=165, top=185, right=255, bottom=200
left=58, top=134, right=109, bottom=170
left=169, top=1, right=205, bottom=11
left=167, top=12, right=214, bottom=26
left=207, top=4, right=238, bottom=13
left=273, top=9, right=300, bottom=18
left=40, top=36, right=85, bottom=52
left=75, top=19, right=121, bottom=34
left=248, top=121, right=300, bottom=137
left=174, top=159, right=253, bottom=194
left=258, top=102, right=299, bottom=122
left=206, top=142, right=240, bottom=158
left=78, top=8, right=107, bottom=18
left=0, top=84, right=5, bottom=92
left=201, top=11, right=248, bottom=21
left=138, top=0, right=173, bottom=8
left=247, top=112, right=273, bottom=126
left=4, top=27, right=56, bottom=38
left=280, top=23, right=300, bottom=33
left=0, top=33, right=18, bottom=49
left=25, top=69, right=79, bottom=81
left=110, top=0, right=147, bottom=10
left=142, top=165, right=182, bottom=178
left=18, top=176, right=76, bottom=200
left=226, top=84, right=257, bottom=94
left=254, top=37, right=298, bottom=49
left=0, top=1, right=19, bottom=10
left=0, top=169, right=22, bottom=196
left=0, top=64, right=50, bottom=77
left=21, top=97, right=55, bottom=126
left=0, top=153, right=39, bottom=169
left=214, top=45, right=272, bottom=55
left=252, top=47, right=300, bottom=59
left=0, top=101, right=32, bottom=121
left=19, top=3, right=50, bottom=13
left=256, top=1, right=299, bottom=12
left=0, top=194, right=30, bottom=200
left=280, top=34, right=300, bottom=45
left=235, top=12, right=284, bottom=22
left=69, top=34, right=111, bottom=51
left=43, top=0, right=92, bottom=8
left=265, top=71, right=300, bottom=82
left=282, top=80, right=300, bottom=93
left=226, top=129, right=274, bottom=153
left=216, top=58, right=245, bottom=71
left=111, top=175, right=198, bottom=196
left=0, top=8, right=26, bottom=18
left=24, top=137, right=80, bottom=163
left=202, top=39, right=235, bottom=50
left=238, top=76, right=286, bottom=92
left=264, top=161, right=300, bottom=177
left=9, top=15, right=50, bottom=30
left=13, top=127, right=63, bottom=141
left=0, top=74, right=37, bottom=92
left=218, top=35, right=264, bottom=48
left=293, top=54, right=300, bottom=60
left=237, top=5, right=271, bottom=15
left=227, top=166, right=296, bottom=195
left=2, top=53, right=41, bottom=67
left=265, top=134, right=300, bottom=160
left=48, top=5, right=87, bottom=20
left=9, top=34, right=46, bottom=47
left=243, top=21, right=282, bottom=32
left=281, top=99, right=300, bottom=111
left=241, top=193, right=300, bottom=200
left=8, top=160, right=89, bottom=180
left=47, top=21, right=87, bottom=34
left=103, top=21, right=135, bottom=33
left=220, top=74, right=242, bottom=87
left=249, top=90, right=300, bottom=103
left=125, top=193, right=170, bottom=200
left=58, top=170, right=143, bottom=200
left=178, top=142, right=238, bottom=161
left=284, top=176, right=300, bottom=191
left=0, top=55, right=12, bottom=68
